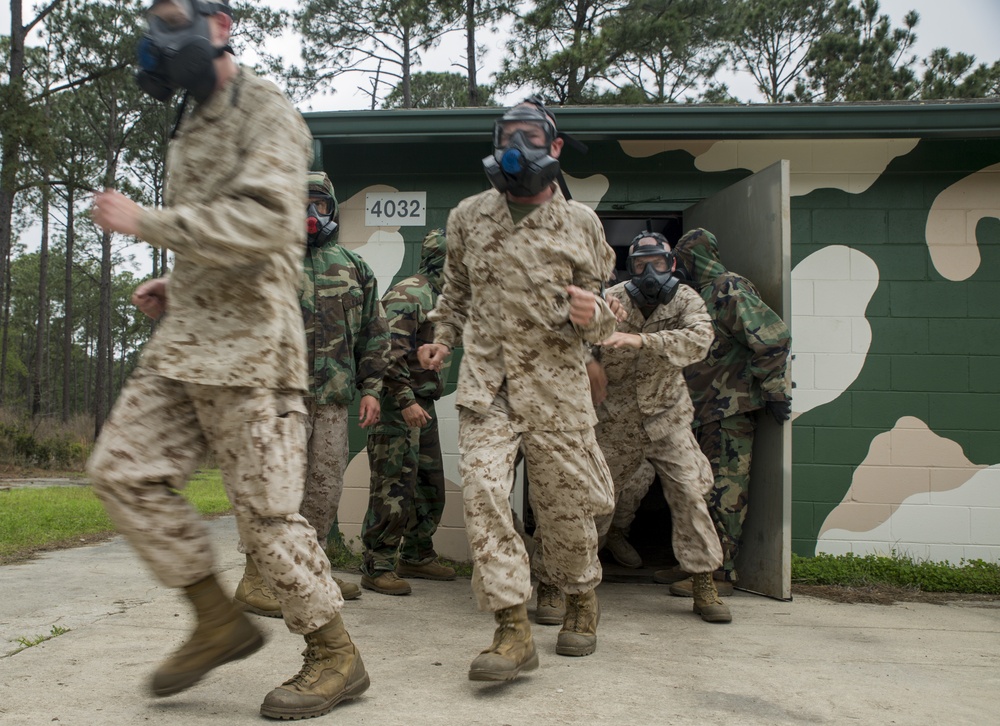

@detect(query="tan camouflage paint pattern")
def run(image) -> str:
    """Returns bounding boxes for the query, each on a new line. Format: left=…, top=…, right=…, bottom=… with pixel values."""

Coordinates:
left=428, top=186, right=618, bottom=432
left=459, top=386, right=615, bottom=611
left=595, top=283, right=722, bottom=574
left=88, top=369, right=342, bottom=634
left=136, top=68, right=312, bottom=392
left=430, top=185, right=617, bottom=610
left=298, top=401, right=351, bottom=547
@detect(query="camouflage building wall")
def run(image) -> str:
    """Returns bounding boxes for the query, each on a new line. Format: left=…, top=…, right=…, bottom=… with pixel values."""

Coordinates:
left=306, top=103, right=1000, bottom=566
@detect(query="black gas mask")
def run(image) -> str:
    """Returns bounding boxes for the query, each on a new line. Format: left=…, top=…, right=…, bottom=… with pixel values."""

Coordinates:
left=136, top=0, right=233, bottom=103
left=624, top=233, right=681, bottom=309
left=306, top=196, right=338, bottom=248
left=482, top=104, right=560, bottom=198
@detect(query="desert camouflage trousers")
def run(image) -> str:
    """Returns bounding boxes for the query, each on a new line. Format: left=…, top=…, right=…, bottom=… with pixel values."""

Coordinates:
left=298, top=401, right=350, bottom=548
left=695, top=413, right=755, bottom=582
left=87, top=368, right=343, bottom=634
left=361, top=400, right=445, bottom=573
left=595, top=421, right=723, bottom=575
left=459, top=387, right=615, bottom=612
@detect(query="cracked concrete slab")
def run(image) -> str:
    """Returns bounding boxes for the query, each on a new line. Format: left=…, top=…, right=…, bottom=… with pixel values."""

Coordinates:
left=1, top=517, right=998, bottom=725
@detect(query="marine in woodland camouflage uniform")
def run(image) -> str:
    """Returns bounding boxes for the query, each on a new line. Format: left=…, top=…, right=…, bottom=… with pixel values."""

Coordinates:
left=674, top=228, right=792, bottom=583
left=299, top=172, right=390, bottom=554
left=87, top=7, right=370, bottom=715
left=360, top=229, right=454, bottom=593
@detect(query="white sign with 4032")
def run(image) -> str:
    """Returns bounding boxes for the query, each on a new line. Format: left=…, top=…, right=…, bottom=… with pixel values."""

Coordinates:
left=365, top=192, right=427, bottom=226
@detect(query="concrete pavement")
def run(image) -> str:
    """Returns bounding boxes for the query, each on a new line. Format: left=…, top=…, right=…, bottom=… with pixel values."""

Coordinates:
left=1, top=516, right=998, bottom=725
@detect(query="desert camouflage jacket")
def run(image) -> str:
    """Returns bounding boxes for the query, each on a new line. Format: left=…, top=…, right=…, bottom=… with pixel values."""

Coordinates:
left=380, top=230, right=447, bottom=416
left=597, top=282, right=714, bottom=440
left=301, top=242, right=390, bottom=405
left=429, top=186, right=617, bottom=432
left=138, top=67, right=311, bottom=391
left=673, top=228, right=792, bottom=426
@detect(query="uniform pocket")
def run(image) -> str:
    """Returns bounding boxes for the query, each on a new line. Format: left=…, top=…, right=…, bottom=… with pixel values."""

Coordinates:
left=238, top=396, right=308, bottom=517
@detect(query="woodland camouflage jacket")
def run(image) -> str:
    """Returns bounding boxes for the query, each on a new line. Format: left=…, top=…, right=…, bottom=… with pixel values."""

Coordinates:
left=380, top=230, right=447, bottom=416
left=673, top=228, right=792, bottom=427
left=301, top=242, right=390, bottom=405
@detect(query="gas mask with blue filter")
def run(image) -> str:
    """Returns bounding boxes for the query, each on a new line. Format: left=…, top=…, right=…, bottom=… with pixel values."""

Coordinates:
left=624, top=232, right=681, bottom=309
left=482, top=103, right=561, bottom=198
left=136, top=0, right=233, bottom=103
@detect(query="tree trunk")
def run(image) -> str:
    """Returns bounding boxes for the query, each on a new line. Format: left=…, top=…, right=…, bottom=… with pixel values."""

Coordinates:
left=466, top=0, right=479, bottom=106
left=402, top=27, right=412, bottom=108
left=94, top=228, right=112, bottom=436
left=62, top=188, right=74, bottom=421
left=0, top=255, right=11, bottom=403
left=0, top=2, right=27, bottom=359
left=32, top=177, right=51, bottom=416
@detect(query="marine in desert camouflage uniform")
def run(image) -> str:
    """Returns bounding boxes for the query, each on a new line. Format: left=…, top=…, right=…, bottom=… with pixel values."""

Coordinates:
left=233, top=171, right=390, bottom=613
left=420, top=100, right=617, bottom=681
left=360, top=229, right=455, bottom=595
left=594, top=233, right=731, bottom=623
left=670, top=227, right=792, bottom=590
left=87, top=2, right=368, bottom=719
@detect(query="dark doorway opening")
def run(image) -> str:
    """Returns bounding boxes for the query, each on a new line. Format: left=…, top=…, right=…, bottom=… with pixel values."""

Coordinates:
left=600, top=214, right=684, bottom=285
left=599, top=475, right=678, bottom=582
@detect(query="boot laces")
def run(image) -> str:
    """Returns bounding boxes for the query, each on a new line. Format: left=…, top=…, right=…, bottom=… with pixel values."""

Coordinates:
left=693, top=574, right=722, bottom=605
left=283, top=644, right=324, bottom=687
left=538, top=583, right=561, bottom=609
left=565, top=594, right=589, bottom=630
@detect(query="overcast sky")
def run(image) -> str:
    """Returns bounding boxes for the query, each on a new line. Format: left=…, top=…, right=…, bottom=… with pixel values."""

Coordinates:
left=4, top=0, right=998, bottom=109
left=274, top=0, right=1000, bottom=110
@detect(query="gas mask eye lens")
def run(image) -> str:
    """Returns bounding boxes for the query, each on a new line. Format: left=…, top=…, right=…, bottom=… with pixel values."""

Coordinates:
left=308, top=197, right=330, bottom=215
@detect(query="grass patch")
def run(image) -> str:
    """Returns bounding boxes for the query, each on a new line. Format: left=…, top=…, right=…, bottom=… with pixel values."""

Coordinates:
left=0, top=470, right=230, bottom=564
left=792, top=552, right=1000, bottom=595
left=12, top=626, right=71, bottom=655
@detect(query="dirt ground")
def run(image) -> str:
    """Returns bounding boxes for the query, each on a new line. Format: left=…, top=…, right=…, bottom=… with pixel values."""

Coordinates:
left=792, top=583, right=1000, bottom=605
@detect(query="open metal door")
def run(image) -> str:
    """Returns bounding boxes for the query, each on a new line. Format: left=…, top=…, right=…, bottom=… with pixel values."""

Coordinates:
left=684, top=160, right=792, bottom=600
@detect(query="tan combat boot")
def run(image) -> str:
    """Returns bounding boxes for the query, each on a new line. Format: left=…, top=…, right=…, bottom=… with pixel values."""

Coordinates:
left=669, top=574, right=734, bottom=597
left=535, top=581, right=566, bottom=625
left=151, top=574, right=265, bottom=697
left=260, top=613, right=370, bottom=720
left=605, top=526, right=642, bottom=568
left=691, top=572, right=733, bottom=623
left=556, top=589, right=600, bottom=657
left=234, top=554, right=283, bottom=618
left=333, top=577, right=362, bottom=601
left=468, top=604, right=539, bottom=681
left=360, top=571, right=412, bottom=595
left=396, top=559, right=457, bottom=580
